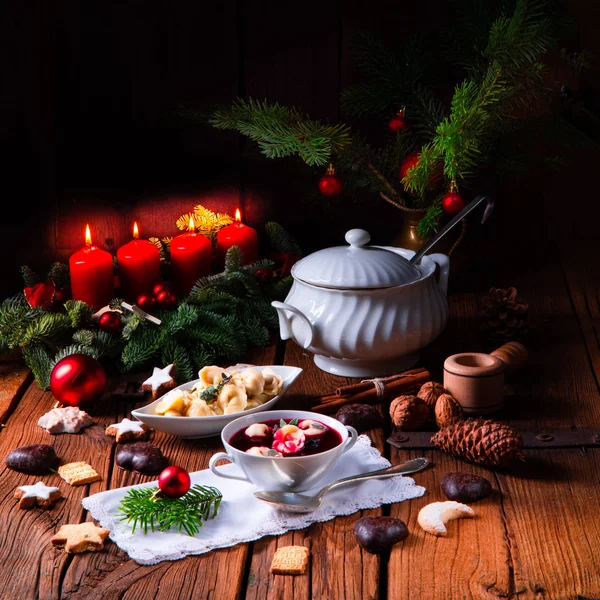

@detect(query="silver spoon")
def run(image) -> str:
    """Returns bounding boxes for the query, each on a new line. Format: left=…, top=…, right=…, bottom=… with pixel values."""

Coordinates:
left=409, top=194, right=494, bottom=265
left=253, top=457, right=429, bottom=513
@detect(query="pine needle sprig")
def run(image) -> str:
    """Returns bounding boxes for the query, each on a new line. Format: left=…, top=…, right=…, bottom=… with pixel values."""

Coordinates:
left=118, top=484, right=222, bottom=536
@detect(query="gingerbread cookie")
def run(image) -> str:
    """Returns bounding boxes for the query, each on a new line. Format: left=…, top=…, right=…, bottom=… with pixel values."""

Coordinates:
left=105, top=418, right=151, bottom=443
left=51, top=522, right=110, bottom=554
left=5, top=444, right=59, bottom=475
left=270, top=545, right=310, bottom=575
left=58, top=461, right=101, bottom=486
left=38, top=406, right=93, bottom=434
left=14, top=482, right=62, bottom=509
left=142, top=364, right=176, bottom=400
left=115, top=442, right=167, bottom=475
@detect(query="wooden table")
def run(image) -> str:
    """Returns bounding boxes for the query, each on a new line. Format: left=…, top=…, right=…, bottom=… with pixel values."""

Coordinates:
left=1, top=242, right=600, bottom=600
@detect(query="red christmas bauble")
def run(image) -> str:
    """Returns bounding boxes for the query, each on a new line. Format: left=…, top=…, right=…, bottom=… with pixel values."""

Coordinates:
left=158, top=465, right=191, bottom=499
left=152, top=282, right=171, bottom=297
left=441, top=190, right=466, bottom=216
left=155, top=290, right=177, bottom=309
left=398, top=151, right=442, bottom=189
left=98, top=311, right=122, bottom=333
left=388, top=114, right=409, bottom=133
left=254, top=268, right=273, bottom=283
left=50, top=354, right=107, bottom=407
left=136, top=293, right=155, bottom=311
left=318, top=165, right=343, bottom=196
left=53, top=289, right=69, bottom=306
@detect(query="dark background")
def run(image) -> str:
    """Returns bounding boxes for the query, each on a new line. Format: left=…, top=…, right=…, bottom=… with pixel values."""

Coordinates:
left=2, top=0, right=599, bottom=297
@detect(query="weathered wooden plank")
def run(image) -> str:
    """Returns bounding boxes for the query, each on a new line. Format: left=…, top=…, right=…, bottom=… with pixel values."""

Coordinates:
left=0, top=362, right=32, bottom=425
left=496, top=449, right=600, bottom=599
left=60, top=344, right=277, bottom=600
left=387, top=449, right=512, bottom=600
left=243, top=341, right=382, bottom=600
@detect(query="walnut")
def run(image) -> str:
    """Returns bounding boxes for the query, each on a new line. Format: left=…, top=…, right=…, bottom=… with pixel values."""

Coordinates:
left=389, top=395, right=430, bottom=430
left=417, top=381, right=446, bottom=409
left=434, top=393, right=463, bottom=428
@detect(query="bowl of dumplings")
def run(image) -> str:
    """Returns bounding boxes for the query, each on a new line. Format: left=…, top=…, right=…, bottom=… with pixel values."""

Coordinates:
left=131, top=364, right=303, bottom=439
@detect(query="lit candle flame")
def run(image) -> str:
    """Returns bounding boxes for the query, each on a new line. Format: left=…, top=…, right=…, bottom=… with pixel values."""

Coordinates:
left=133, top=221, right=139, bottom=239
left=188, top=216, right=195, bottom=232
left=235, top=208, right=241, bottom=223
left=85, top=224, right=92, bottom=246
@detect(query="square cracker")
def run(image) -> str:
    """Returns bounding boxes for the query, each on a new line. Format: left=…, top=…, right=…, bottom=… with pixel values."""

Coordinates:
left=270, top=545, right=310, bottom=575
left=58, top=461, right=101, bottom=485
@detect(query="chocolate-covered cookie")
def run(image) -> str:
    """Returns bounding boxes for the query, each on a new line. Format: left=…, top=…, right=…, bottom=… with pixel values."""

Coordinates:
left=354, top=516, right=408, bottom=553
left=6, top=444, right=59, bottom=475
left=115, top=442, right=167, bottom=475
left=441, top=472, right=492, bottom=503
left=335, top=403, right=383, bottom=433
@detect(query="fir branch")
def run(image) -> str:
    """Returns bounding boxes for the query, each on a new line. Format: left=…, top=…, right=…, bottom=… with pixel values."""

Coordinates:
left=148, top=238, right=168, bottom=263
left=64, top=300, right=93, bottom=329
left=224, top=246, right=243, bottom=274
left=22, top=345, right=53, bottom=389
left=418, top=202, right=445, bottom=237
left=210, top=99, right=351, bottom=166
left=264, top=222, right=303, bottom=256
left=21, top=314, right=72, bottom=346
left=72, top=329, right=96, bottom=346
left=46, top=263, right=70, bottom=290
left=118, top=484, right=222, bottom=536
left=20, top=266, right=39, bottom=288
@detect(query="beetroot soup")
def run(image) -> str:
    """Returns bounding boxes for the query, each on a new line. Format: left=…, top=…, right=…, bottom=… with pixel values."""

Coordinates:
left=229, top=418, right=343, bottom=457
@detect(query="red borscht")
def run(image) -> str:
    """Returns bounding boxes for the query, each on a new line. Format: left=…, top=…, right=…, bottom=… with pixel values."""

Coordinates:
left=229, top=418, right=342, bottom=457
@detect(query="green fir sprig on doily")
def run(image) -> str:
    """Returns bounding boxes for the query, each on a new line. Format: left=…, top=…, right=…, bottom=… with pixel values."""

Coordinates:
left=119, top=484, right=222, bottom=536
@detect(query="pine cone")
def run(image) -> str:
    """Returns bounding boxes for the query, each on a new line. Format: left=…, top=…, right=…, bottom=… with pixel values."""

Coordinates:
left=479, top=287, right=529, bottom=344
left=434, top=393, right=463, bottom=428
left=431, top=418, right=524, bottom=468
left=390, top=395, right=430, bottom=431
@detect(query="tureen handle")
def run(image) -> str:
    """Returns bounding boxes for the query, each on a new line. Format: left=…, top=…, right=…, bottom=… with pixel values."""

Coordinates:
left=271, top=301, right=314, bottom=349
left=428, top=254, right=450, bottom=296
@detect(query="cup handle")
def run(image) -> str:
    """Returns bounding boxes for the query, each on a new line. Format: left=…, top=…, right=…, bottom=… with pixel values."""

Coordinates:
left=208, top=452, right=251, bottom=482
left=342, top=426, right=359, bottom=454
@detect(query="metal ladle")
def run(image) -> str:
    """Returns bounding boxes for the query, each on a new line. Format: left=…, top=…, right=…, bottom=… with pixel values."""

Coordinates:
left=409, top=194, right=494, bottom=265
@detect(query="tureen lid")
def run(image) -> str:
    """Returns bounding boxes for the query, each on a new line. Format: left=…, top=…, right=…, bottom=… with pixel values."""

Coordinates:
left=291, top=229, right=421, bottom=289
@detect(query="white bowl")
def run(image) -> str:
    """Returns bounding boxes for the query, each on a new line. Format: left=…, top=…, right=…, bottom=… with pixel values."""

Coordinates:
left=131, top=365, right=303, bottom=439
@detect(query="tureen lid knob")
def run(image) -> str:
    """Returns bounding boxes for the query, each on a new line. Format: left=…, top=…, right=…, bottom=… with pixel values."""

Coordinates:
left=345, top=229, right=371, bottom=249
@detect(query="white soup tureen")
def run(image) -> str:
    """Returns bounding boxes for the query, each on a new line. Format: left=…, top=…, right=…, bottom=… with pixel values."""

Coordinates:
left=272, top=229, right=449, bottom=377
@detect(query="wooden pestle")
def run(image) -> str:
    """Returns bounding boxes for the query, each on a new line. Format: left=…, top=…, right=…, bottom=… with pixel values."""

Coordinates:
left=443, top=341, right=527, bottom=415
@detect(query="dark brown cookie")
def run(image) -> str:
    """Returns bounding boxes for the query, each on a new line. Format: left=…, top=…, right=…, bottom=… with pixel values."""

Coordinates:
left=5, top=444, right=59, bottom=475
left=335, top=403, right=383, bottom=433
left=115, top=442, right=168, bottom=475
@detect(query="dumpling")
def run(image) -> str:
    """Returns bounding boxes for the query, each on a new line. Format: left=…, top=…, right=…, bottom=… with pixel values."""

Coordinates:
left=198, top=366, right=224, bottom=387
left=217, top=383, right=248, bottom=415
left=186, top=399, right=212, bottom=417
left=155, top=389, right=186, bottom=415
left=262, top=368, right=283, bottom=396
left=239, top=369, right=265, bottom=397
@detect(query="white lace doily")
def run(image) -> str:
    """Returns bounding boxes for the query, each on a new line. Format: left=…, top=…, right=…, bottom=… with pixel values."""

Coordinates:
left=82, top=435, right=426, bottom=565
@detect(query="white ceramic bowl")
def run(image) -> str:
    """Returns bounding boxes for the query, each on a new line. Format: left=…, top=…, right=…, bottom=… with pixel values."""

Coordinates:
left=209, top=409, right=358, bottom=492
left=131, top=365, right=303, bottom=439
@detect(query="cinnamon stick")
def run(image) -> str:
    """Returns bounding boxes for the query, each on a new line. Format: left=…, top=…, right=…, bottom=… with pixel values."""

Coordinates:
left=335, top=368, right=428, bottom=397
left=311, top=368, right=431, bottom=414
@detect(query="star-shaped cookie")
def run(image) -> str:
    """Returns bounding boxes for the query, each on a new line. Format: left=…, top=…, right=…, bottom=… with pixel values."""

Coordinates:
left=14, top=481, right=62, bottom=509
left=142, top=364, right=176, bottom=400
left=51, top=522, right=110, bottom=553
left=105, top=418, right=151, bottom=443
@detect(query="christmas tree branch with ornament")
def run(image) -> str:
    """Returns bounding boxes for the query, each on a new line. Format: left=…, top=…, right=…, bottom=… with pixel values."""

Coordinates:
left=205, top=0, right=584, bottom=236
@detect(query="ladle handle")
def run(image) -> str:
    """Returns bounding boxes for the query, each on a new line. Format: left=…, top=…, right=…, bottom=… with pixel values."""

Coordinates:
left=409, top=195, right=494, bottom=265
left=490, top=341, right=528, bottom=375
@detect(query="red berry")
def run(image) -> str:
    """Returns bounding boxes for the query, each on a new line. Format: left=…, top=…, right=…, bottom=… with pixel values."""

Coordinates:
left=441, top=191, right=466, bottom=216
left=158, top=466, right=191, bottom=499
left=155, top=290, right=177, bottom=309
left=98, top=311, right=122, bottom=333
left=152, top=282, right=171, bottom=297
left=136, top=293, right=155, bottom=311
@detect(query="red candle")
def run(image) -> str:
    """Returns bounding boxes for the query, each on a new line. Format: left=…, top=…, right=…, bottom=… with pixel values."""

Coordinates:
left=170, top=216, right=212, bottom=295
left=69, top=224, right=114, bottom=309
left=216, top=208, right=258, bottom=267
left=116, top=222, right=161, bottom=300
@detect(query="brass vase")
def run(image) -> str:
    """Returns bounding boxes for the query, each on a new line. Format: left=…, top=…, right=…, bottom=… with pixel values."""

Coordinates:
left=391, top=209, right=459, bottom=256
